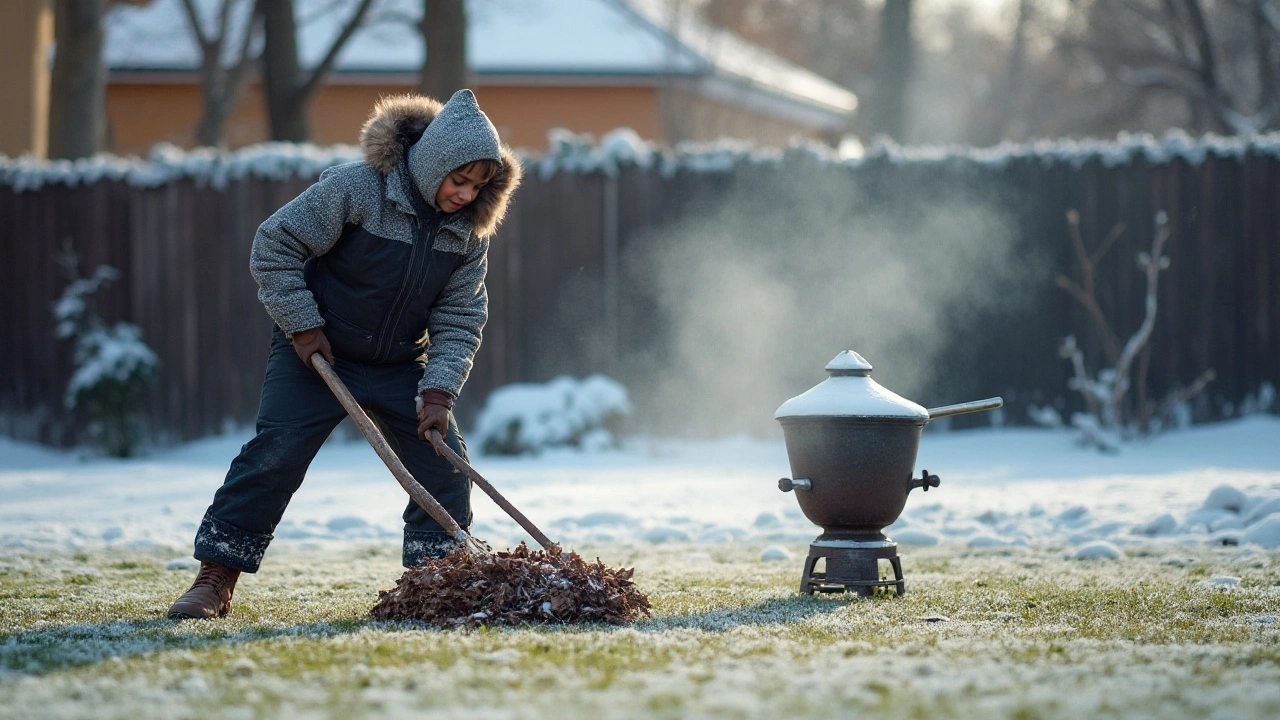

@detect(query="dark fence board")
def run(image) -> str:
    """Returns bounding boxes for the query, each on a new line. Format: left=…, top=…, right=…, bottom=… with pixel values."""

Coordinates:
left=2, top=149, right=1278, bottom=446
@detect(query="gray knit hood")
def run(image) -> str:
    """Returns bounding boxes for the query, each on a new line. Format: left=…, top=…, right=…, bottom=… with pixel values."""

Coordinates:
left=359, top=90, right=521, bottom=238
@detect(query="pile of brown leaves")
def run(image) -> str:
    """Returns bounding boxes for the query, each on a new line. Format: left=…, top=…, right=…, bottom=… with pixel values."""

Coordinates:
left=368, top=542, right=651, bottom=627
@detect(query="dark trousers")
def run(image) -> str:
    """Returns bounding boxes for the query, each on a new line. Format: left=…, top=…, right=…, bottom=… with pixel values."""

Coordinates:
left=193, top=329, right=471, bottom=572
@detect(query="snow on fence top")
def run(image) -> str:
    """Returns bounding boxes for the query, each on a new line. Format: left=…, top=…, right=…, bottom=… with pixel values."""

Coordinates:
left=5, top=130, right=1280, bottom=192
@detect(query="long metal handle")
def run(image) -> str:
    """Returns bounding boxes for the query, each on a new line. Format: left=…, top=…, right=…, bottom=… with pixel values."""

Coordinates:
left=310, top=354, right=473, bottom=549
left=428, top=430, right=556, bottom=551
left=926, top=397, right=1004, bottom=419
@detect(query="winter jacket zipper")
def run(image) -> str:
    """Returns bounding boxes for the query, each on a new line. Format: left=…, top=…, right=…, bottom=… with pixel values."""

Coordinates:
left=371, top=213, right=438, bottom=363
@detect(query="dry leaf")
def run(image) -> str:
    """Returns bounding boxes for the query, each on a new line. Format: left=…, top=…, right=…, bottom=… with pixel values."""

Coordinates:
left=369, top=543, right=651, bottom=627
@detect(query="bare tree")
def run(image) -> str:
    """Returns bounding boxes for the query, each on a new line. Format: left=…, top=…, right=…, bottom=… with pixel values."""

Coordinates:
left=49, top=0, right=107, bottom=159
left=177, top=0, right=262, bottom=147
left=867, top=0, right=915, bottom=140
left=979, top=0, right=1036, bottom=144
left=1072, top=0, right=1280, bottom=134
left=419, top=0, right=468, bottom=100
left=260, top=0, right=376, bottom=142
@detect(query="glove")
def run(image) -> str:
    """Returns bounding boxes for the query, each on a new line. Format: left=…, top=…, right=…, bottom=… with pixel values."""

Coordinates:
left=289, top=327, right=333, bottom=370
left=417, top=389, right=454, bottom=444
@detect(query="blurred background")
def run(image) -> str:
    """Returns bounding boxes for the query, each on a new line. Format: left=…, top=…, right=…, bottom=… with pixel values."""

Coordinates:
left=7, top=0, right=1280, bottom=157
left=2, top=0, right=1277, bottom=451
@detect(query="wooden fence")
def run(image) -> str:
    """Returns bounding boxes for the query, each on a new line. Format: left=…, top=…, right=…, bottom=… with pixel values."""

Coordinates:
left=2, top=140, right=1277, bottom=446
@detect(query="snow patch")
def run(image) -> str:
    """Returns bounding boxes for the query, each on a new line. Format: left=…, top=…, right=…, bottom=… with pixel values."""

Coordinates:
left=1071, top=542, right=1124, bottom=560
left=758, top=546, right=791, bottom=561
left=893, top=530, right=940, bottom=546
left=1201, top=485, right=1250, bottom=513
left=1242, top=517, right=1280, bottom=549
left=1130, top=513, right=1178, bottom=537
left=642, top=527, right=691, bottom=544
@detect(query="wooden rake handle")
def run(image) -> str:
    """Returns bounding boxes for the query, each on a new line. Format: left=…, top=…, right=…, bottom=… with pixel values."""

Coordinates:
left=428, top=429, right=557, bottom=551
left=310, top=354, right=471, bottom=548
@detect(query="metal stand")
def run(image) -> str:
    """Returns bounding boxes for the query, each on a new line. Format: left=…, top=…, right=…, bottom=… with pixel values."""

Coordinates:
left=800, top=537, right=904, bottom=597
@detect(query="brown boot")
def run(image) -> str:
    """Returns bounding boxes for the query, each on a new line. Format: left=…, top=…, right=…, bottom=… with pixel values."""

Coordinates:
left=167, top=560, right=241, bottom=619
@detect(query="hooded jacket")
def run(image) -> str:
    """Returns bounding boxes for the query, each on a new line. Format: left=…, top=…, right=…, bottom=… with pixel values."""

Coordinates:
left=250, top=90, right=522, bottom=398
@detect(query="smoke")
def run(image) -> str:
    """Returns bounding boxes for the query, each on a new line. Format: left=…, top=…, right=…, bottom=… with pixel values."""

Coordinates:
left=614, top=164, right=1041, bottom=437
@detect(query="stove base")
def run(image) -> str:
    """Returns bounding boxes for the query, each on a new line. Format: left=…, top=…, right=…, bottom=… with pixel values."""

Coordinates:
left=800, top=537, right=904, bottom=597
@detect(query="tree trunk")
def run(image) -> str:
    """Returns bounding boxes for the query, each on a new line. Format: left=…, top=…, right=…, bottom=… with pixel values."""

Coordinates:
left=48, top=0, right=105, bottom=159
left=419, top=0, right=470, bottom=101
left=261, top=0, right=375, bottom=142
left=998, top=0, right=1033, bottom=141
left=260, top=0, right=309, bottom=142
left=868, top=0, right=914, bottom=140
left=178, top=0, right=261, bottom=148
left=194, top=69, right=235, bottom=147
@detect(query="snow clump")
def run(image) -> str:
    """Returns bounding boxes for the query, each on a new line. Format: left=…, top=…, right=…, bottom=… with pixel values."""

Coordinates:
left=759, top=546, right=791, bottom=561
left=1202, top=485, right=1250, bottom=513
left=1072, top=542, right=1124, bottom=560
left=1243, top=517, right=1280, bottom=549
left=472, top=375, right=631, bottom=455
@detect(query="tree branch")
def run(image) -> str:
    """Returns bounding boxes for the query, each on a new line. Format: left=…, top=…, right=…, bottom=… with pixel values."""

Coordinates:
left=1057, top=209, right=1122, bottom=364
left=178, top=0, right=211, bottom=49
left=1150, top=368, right=1217, bottom=424
left=296, top=0, right=376, bottom=103
left=216, top=0, right=235, bottom=57
left=1253, top=0, right=1279, bottom=121
left=1116, top=65, right=1207, bottom=98
left=1109, top=210, right=1172, bottom=425
left=1091, top=220, right=1126, bottom=268
left=1181, top=0, right=1244, bottom=130
left=1061, top=335, right=1103, bottom=421
left=224, top=0, right=263, bottom=111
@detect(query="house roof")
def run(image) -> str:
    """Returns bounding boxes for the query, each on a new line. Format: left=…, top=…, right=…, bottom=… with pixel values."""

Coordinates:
left=106, top=0, right=856, bottom=128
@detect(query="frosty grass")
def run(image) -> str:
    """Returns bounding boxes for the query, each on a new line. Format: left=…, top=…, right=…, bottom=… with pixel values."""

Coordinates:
left=2, top=541, right=1279, bottom=720
left=4, top=414, right=1279, bottom=717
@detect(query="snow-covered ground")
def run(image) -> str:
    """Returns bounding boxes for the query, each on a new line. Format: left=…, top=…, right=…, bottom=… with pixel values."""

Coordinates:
left=2, top=416, right=1279, bottom=561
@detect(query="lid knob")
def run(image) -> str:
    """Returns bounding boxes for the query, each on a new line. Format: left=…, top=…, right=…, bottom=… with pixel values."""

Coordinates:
left=825, top=350, right=872, bottom=377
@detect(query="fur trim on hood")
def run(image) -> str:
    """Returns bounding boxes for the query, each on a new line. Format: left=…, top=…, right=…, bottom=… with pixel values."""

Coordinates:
left=359, top=93, right=522, bottom=238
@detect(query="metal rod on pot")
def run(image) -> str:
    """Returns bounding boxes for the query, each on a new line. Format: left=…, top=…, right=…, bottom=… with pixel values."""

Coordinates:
left=926, top=397, right=1004, bottom=419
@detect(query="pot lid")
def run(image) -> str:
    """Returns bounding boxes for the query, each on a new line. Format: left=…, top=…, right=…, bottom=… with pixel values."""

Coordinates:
left=774, top=351, right=929, bottom=420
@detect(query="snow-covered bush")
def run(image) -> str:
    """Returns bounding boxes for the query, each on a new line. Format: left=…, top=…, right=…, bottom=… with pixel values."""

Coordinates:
left=54, top=264, right=159, bottom=457
left=472, top=375, right=631, bottom=456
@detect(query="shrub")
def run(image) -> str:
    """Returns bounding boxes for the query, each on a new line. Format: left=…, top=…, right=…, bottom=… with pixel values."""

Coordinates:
left=472, top=375, right=631, bottom=455
left=54, top=265, right=159, bottom=457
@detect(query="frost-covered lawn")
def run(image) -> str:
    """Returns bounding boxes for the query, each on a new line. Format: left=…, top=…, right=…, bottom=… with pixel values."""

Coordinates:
left=2, top=543, right=1279, bottom=719
left=2, top=416, right=1280, bottom=718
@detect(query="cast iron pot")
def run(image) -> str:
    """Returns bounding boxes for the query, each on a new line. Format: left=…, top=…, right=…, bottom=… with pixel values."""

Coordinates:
left=775, top=351, right=1002, bottom=540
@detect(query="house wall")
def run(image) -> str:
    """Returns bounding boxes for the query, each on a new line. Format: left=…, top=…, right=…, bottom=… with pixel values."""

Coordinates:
left=0, top=0, right=53, bottom=159
left=107, top=82, right=269, bottom=153
left=105, top=78, right=830, bottom=155
left=670, top=89, right=834, bottom=146
left=106, top=81, right=668, bottom=154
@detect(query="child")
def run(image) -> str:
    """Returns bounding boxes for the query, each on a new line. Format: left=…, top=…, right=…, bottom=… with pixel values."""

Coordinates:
left=168, top=89, right=522, bottom=619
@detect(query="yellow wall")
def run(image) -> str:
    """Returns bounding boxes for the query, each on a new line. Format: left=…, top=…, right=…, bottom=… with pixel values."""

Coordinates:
left=0, top=0, right=53, bottom=158
left=107, top=81, right=668, bottom=155
left=106, top=78, right=826, bottom=155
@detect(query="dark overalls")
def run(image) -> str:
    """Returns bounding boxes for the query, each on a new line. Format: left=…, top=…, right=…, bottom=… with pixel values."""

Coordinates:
left=194, top=177, right=473, bottom=572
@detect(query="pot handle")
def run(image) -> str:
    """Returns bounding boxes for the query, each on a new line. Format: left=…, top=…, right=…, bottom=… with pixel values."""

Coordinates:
left=908, top=469, right=941, bottom=494
left=926, top=397, right=1003, bottom=419
left=778, top=477, right=812, bottom=492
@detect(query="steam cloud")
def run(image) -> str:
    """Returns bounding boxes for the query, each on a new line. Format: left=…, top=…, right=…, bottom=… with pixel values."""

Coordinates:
left=612, top=166, right=1042, bottom=437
